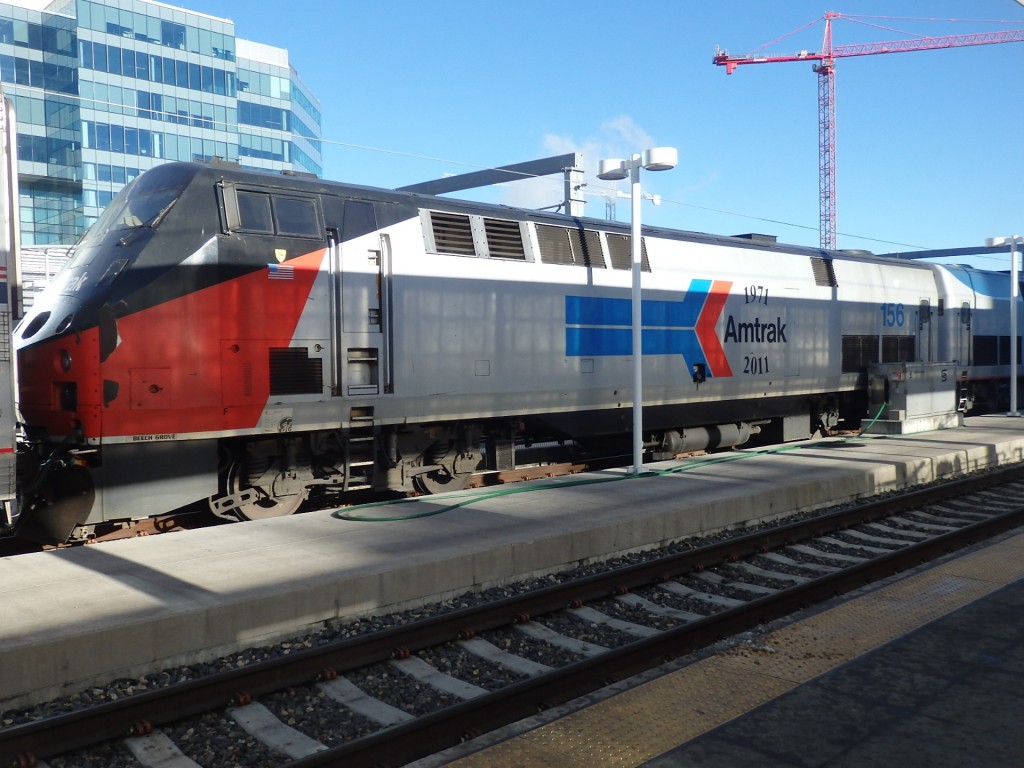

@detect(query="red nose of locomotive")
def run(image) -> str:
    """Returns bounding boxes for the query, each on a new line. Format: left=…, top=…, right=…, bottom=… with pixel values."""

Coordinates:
left=17, top=289, right=103, bottom=442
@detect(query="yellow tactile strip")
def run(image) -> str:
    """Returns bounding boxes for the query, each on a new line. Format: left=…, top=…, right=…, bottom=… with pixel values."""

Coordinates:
left=445, top=530, right=1024, bottom=768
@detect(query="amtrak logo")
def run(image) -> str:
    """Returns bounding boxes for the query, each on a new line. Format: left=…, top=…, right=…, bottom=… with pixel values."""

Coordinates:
left=564, top=279, right=733, bottom=378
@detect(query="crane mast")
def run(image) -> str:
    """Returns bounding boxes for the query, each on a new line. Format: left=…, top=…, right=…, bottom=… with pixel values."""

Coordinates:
left=714, top=14, right=1024, bottom=250
left=815, top=14, right=836, bottom=249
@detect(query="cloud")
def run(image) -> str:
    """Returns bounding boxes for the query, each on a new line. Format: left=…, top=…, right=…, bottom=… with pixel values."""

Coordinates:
left=496, top=115, right=664, bottom=215
left=599, top=116, right=657, bottom=155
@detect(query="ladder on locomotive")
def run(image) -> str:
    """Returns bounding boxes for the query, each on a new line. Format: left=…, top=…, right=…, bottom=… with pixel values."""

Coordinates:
left=343, top=407, right=376, bottom=491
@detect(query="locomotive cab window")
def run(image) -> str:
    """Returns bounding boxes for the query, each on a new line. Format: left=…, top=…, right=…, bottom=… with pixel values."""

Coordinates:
left=273, top=196, right=320, bottom=238
left=234, top=190, right=273, bottom=233
left=220, top=183, right=321, bottom=238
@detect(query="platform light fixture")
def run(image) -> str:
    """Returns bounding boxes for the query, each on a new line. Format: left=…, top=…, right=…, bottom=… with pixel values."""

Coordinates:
left=985, top=235, right=1024, bottom=416
left=598, top=148, right=679, bottom=474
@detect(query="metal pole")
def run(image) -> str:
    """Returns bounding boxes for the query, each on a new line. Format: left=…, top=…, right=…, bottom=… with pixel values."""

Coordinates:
left=630, top=155, right=643, bottom=474
left=1012, top=238, right=1020, bottom=416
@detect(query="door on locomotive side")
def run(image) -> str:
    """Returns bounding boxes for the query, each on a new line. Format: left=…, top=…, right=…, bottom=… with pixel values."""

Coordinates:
left=328, top=199, right=393, bottom=398
left=916, top=298, right=933, bottom=362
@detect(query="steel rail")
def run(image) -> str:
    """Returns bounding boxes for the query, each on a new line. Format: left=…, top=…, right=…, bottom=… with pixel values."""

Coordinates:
left=289, top=501, right=1024, bottom=767
left=4, top=463, right=1024, bottom=765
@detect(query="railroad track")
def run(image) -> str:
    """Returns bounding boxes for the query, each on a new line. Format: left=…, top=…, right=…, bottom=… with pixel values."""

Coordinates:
left=4, top=465, right=1024, bottom=767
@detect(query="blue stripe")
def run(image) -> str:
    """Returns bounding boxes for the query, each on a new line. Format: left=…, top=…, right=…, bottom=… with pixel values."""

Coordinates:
left=566, top=286, right=710, bottom=329
left=566, top=327, right=712, bottom=376
left=567, top=327, right=632, bottom=356
left=644, top=280, right=710, bottom=327
left=565, top=295, right=631, bottom=326
left=564, top=287, right=716, bottom=376
left=644, top=329, right=711, bottom=375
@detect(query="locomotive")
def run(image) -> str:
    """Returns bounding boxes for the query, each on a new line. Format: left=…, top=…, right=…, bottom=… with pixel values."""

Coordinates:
left=10, top=160, right=1020, bottom=543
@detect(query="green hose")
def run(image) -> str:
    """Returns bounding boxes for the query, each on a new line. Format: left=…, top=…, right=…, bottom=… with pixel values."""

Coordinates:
left=857, top=400, right=889, bottom=436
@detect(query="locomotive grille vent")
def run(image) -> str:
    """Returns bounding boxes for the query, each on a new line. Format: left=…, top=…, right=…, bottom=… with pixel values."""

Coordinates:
left=974, top=335, right=997, bottom=366
left=535, top=224, right=608, bottom=268
left=1000, top=336, right=1022, bottom=365
left=430, top=212, right=476, bottom=256
left=810, top=256, right=838, bottom=287
left=606, top=233, right=651, bottom=272
left=881, top=335, right=915, bottom=364
left=975, top=335, right=1022, bottom=366
left=270, top=347, right=323, bottom=396
left=0, top=312, right=8, bottom=362
left=841, top=335, right=879, bottom=373
left=536, top=225, right=575, bottom=266
left=579, top=229, right=604, bottom=268
left=483, top=218, right=526, bottom=260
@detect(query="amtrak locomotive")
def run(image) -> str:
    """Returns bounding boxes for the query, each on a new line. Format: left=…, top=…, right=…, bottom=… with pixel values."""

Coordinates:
left=10, top=161, right=1021, bottom=543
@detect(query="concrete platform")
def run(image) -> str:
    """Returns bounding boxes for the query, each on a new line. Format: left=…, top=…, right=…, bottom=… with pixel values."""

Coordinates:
left=3, top=414, right=1024, bottom=708
left=436, top=528, right=1024, bottom=768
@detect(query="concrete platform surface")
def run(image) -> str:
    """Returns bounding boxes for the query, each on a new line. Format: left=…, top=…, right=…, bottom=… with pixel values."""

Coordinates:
left=2, top=414, right=1024, bottom=708
left=436, top=528, right=1024, bottom=768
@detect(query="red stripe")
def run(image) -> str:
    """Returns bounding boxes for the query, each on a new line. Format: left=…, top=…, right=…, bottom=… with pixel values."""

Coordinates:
left=696, top=280, right=733, bottom=377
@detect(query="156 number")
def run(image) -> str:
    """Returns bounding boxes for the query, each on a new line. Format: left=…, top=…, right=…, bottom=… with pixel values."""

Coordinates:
left=880, top=302, right=905, bottom=327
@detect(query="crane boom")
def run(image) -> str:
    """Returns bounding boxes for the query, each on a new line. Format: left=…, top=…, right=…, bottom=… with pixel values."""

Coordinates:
left=713, top=14, right=1024, bottom=249
left=713, top=29, right=1024, bottom=72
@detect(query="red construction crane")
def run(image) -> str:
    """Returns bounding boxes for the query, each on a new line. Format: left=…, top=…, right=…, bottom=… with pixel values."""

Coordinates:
left=714, top=13, right=1024, bottom=250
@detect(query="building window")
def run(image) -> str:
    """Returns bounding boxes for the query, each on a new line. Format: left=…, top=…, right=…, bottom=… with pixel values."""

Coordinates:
left=239, top=101, right=287, bottom=131
left=161, top=21, right=186, bottom=50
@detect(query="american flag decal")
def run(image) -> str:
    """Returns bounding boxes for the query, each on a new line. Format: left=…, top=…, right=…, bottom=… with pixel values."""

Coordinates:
left=268, top=263, right=294, bottom=281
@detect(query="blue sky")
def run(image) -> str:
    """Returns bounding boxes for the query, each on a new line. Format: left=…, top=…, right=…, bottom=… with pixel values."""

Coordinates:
left=183, top=1, right=1024, bottom=268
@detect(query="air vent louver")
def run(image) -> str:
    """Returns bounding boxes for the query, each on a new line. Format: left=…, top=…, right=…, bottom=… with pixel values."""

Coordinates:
left=606, top=233, right=651, bottom=272
left=841, top=335, right=879, bottom=373
left=270, top=348, right=323, bottom=395
left=810, top=256, right=838, bottom=287
left=882, top=335, right=915, bottom=363
left=430, top=212, right=476, bottom=256
left=483, top=218, right=525, bottom=260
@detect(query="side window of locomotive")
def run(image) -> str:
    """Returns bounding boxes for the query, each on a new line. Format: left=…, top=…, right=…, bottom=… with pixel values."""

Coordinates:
left=235, top=190, right=274, bottom=233
left=273, top=196, right=320, bottom=238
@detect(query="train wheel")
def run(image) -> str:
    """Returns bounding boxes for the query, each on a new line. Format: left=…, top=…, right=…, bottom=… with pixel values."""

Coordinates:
left=211, top=459, right=308, bottom=521
left=413, top=468, right=471, bottom=495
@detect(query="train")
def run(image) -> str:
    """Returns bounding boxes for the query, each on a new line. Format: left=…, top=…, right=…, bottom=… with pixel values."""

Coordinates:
left=6, top=158, right=1022, bottom=544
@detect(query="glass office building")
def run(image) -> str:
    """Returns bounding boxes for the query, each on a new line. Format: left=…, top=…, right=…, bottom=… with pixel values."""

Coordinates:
left=0, top=0, right=322, bottom=245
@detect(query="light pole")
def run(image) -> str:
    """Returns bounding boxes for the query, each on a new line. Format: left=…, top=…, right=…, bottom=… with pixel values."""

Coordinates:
left=985, top=235, right=1023, bottom=416
left=597, top=147, right=678, bottom=474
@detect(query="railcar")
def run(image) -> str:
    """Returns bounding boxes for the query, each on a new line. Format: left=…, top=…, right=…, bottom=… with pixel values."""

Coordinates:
left=10, top=161, right=1020, bottom=543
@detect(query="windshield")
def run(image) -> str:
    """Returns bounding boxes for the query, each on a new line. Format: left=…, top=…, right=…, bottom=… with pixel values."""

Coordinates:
left=78, top=163, right=195, bottom=248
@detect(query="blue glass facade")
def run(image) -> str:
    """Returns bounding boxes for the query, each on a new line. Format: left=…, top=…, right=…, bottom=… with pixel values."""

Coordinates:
left=0, top=0, right=322, bottom=244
